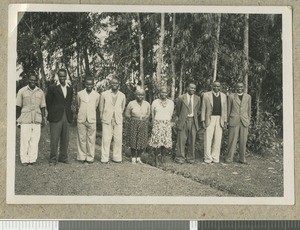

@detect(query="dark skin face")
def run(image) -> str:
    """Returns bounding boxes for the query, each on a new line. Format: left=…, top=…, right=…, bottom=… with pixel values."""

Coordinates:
left=136, top=92, right=144, bottom=103
left=58, top=71, right=67, bottom=86
left=85, top=80, right=94, bottom=94
left=160, top=89, right=168, bottom=100
left=110, top=79, right=119, bottom=92
left=236, top=83, right=244, bottom=94
left=212, top=82, right=221, bottom=93
left=28, top=75, right=37, bottom=90
left=187, top=83, right=196, bottom=95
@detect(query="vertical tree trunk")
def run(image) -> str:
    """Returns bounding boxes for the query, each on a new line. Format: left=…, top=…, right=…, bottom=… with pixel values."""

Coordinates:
left=137, top=13, right=145, bottom=89
left=156, top=13, right=165, bottom=86
left=83, top=45, right=91, bottom=77
left=212, top=13, right=221, bottom=82
left=179, top=62, right=184, bottom=96
left=171, top=13, right=176, bottom=100
left=77, top=13, right=82, bottom=91
left=243, top=14, right=249, bottom=93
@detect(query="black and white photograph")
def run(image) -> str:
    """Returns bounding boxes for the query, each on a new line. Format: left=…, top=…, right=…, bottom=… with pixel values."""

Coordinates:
left=7, top=4, right=293, bottom=204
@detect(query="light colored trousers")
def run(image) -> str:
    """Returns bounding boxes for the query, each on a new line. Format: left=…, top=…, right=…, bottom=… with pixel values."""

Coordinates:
left=204, top=116, right=222, bottom=163
left=77, top=121, right=96, bottom=162
left=101, top=121, right=123, bottom=162
left=20, top=124, right=41, bottom=163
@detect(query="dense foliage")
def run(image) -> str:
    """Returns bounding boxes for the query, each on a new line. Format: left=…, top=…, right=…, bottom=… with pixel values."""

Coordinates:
left=16, top=12, right=283, bottom=154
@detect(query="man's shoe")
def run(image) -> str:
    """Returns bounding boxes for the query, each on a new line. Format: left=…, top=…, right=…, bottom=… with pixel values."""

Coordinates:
left=136, top=157, right=144, bottom=165
left=175, top=158, right=184, bottom=164
left=22, top=163, right=29, bottom=166
left=58, top=160, right=70, bottom=164
left=101, top=161, right=109, bottom=164
left=112, top=160, right=122, bottom=163
left=49, top=162, right=56, bottom=166
left=238, top=161, right=250, bottom=165
left=186, top=159, right=195, bottom=164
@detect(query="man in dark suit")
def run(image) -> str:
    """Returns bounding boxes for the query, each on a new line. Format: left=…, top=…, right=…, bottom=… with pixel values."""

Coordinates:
left=175, top=81, right=201, bottom=164
left=46, top=69, right=73, bottom=166
left=226, top=82, right=251, bottom=164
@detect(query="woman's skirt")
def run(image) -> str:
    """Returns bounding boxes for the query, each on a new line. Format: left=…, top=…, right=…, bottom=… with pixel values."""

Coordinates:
left=126, top=119, right=149, bottom=150
left=149, top=119, right=172, bottom=149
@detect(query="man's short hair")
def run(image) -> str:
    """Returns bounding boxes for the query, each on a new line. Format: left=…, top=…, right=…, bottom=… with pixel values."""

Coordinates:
left=110, top=76, right=120, bottom=83
left=58, top=68, right=67, bottom=75
left=186, top=80, right=196, bottom=88
left=28, top=74, right=38, bottom=80
left=85, top=77, right=94, bottom=83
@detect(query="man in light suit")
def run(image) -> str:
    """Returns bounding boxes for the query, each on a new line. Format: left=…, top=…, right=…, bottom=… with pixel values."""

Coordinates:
left=46, top=69, right=73, bottom=166
left=201, top=81, right=227, bottom=163
left=77, top=78, right=100, bottom=164
left=175, top=81, right=201, bottom=164
left=226, top=82, right=251, bottom=164
left=99, top=77, right=126, bottom=163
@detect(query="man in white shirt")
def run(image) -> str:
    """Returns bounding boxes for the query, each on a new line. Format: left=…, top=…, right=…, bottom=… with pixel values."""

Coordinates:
left=16, top=75, right=46, bottom=166
left=175, top=81, right=201, bottom=164
left=201, top=81, right=227, bottom=163
left=99, top=77, right=126, bottom=163
left=77, top=78, right=100, bottom=164
left=46, top=69, right=73, bottom=166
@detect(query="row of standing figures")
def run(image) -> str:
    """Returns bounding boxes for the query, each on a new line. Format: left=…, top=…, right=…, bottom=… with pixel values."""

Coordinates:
left=16, top=69, right=251, bottom=168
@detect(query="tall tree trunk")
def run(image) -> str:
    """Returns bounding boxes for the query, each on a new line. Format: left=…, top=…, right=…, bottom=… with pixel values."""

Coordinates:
left=83, top=45, right=91, bottom=77
left=179, top=62, right=184, bottom=96
left=243, top=14, right=249, bottom=93
left=171, top=13, right=176, bottom=100
left=137, top=13, right=145, bottom=89
left=212, top=13, right=221, bottom=82
left=156, top=13, right=165, bottom=86
left=77, top=13, right=82, bottom=91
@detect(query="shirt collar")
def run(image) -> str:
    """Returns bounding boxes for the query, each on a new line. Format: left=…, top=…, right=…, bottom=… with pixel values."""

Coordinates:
left=27, top=85, right=37, bottom=91
left=212, top=91, right=220, bottom=97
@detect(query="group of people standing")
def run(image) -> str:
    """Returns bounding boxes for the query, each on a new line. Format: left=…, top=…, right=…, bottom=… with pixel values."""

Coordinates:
left=16, top=68, right=251, bottom=167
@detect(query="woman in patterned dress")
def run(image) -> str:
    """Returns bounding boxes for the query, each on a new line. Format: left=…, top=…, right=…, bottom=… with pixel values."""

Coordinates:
left=149, top=87, right=174, bottom=166
left=125, top=88, right=151, bottom=164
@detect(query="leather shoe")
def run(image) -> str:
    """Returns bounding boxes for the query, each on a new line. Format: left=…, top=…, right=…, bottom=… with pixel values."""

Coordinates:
left=238, top=161, right=249, bottom=165
left=58, top=160, right=70, bottom=164
left=49, top=162, right=56, bottom=166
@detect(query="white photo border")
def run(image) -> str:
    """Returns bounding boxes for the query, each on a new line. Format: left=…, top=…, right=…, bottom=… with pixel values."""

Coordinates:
left=7, top=4, right=294, bottom=205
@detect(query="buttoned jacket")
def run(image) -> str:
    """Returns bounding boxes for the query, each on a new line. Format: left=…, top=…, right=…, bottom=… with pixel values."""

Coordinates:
left=227, top=93, right=251, bottom=127
left=77, top=89, right=100, bottom=123
left=201, top=91, right=227, bottom=128
left=99, top=89, right=126, bottom=125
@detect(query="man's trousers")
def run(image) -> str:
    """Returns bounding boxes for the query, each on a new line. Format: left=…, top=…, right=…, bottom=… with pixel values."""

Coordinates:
left=176, top=117, right=196, bottom=161
left=77, top=121, right=96, bottom=162
left=20, top=124, right=41, bottom=163
left=226, top=121, right=248, bottom=163
left=49, top=112, right=69, bottom=163
left=204, top=116, right=222, bottom=163
left=101, top=121, right=123, bottom=162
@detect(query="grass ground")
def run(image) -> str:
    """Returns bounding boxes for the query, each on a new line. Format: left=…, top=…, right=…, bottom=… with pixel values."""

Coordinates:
left=14, top=125, right=283, bottom=197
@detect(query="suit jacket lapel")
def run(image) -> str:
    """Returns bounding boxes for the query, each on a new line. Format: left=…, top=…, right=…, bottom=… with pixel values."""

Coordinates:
left=234, top=93, right=241, bottom=105
left=183, top=94, right=189, bottom=107
left=209, top=92, right=213, bottom=107
left=56, top=85, right=64, bottom=98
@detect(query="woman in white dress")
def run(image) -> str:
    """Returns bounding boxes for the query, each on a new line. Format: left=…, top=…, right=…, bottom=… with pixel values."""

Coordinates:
left=149, top=87, right=174, bottom=166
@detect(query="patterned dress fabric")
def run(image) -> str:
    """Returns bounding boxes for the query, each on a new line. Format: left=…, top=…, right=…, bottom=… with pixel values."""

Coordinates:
left=149, top=99, right=174, bottom=149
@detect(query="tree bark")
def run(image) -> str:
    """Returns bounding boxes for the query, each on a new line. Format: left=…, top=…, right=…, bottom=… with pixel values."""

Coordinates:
left=83, top=45, right=91, bottom=77
left=243, top=14, right=249, bottom=93
left=77, top=13, right=82, bottom=91
left=156, top=13, right=165, bottom=86
left=179, top=62, right=184, bottom=96
left=171, top=13, right=176, bottom=100
left=212, top=14, right=221, bottom=82
left=137, top=13, right=145, bottom=89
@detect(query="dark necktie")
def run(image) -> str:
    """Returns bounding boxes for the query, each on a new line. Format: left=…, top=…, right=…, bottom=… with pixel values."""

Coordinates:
left=188, top=95, right=193, bottom=114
